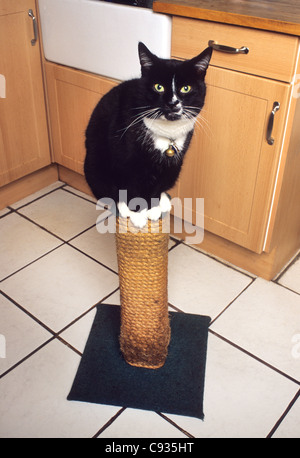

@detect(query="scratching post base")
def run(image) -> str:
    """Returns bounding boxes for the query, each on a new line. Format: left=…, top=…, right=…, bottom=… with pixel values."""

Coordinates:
left=116, top=216, right=170, bottom=369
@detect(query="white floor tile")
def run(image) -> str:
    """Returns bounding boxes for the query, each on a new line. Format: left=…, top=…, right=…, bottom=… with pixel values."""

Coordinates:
left=103, top=290, right=121, bottom=305
left=60, top=308, right=97, bottom=354
left=70, top=227, right=118, bottom=272
left=1, top=245, right=119, bottom=332
left=0, top=208, right=10, bottom=217
left=99, top=408, right=187, bottom=438
left=168, top=238, right=177, bottom=249
left=0, top=213, right=61, bottom=281
left=1, top=185, right=299, bottom=438
left=9, top=182, right=64, bottom=209
left=71, top=228, right=177, bottom=274
left=165, top=333, right=299, bottom=438
left=278, top=257, right=300, bottom=295
left=0, top=294, right=51, bottom=376
left=211, top=278, right=300, bottom=382
left=63, top=186, right=97, bottom=204
left=18, top=189, right=104, bottom=241
left=0, top=339, right=120, bottom=438
left=60, top=290, right=121, bottom=353
left=273, top=395, right=300, bottom=438
left=168, top=244, right=252, bottom=319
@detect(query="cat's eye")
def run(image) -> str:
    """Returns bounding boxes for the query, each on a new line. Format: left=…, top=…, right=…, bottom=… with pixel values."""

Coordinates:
left=180, top=85, right=192, bottom=94
left=154, top=83, right=165, bottom=93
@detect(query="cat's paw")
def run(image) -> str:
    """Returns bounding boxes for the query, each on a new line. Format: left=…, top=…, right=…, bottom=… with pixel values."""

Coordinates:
left=147, top=205, right=162, bottom=221
left=118, top=202, right=148, bottom=228
left=129, top=209, right=148, bottom=228
left=117, top=201, right=131, bottom=218
left=159, top=192, right=172, bottom=213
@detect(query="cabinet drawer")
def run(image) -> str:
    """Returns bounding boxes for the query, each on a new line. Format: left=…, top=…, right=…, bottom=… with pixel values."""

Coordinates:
left=172, top=17, right=299, bottom=82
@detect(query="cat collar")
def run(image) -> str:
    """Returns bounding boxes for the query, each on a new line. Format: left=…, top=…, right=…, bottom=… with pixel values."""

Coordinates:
left=165, top=141, right=179, bottom=157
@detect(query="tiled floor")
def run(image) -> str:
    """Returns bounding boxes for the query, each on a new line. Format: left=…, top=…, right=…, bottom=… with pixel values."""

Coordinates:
left=0, top=182, right=299, bottom=438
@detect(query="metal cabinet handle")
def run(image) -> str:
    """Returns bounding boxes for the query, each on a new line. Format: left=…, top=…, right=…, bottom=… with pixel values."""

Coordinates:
left=267, top=102, right=280, bottom=145
left=208, top=40, right=249, bottom=54
left=28, top=9, right=38, bottom=46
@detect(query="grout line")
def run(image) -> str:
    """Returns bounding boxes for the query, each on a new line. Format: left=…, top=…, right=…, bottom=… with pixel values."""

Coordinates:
left=0, top=291, right=56, bottom=335
left=168, top=238, right=184, bottom=251
left=0, top=243, right=64, bottom=283
left=0, top=209, right=12, bottom=219
left=0, top=287, right=120, bottom=379
left=61, top=186, right=98, bottom=206
left=266, top=389, right=300, bottom=438
left=168, top=302, right=185, bottom=313
left=66, top=223, right=96, bottom=243
left=98, top=287, right=120, bottom=305
left=55, top=287, right=120, bottom=336
left=156, top=412, right=195, bottom=438
left=273, top=251, right=300, bottom=283
left=209, top=278, right=256, bottom=326
left=65, top=241, right=119, bottom=276
left=55, top=335, right=83, bottom=358
left=0, top=216, right=118, bottom=283
left=0, top=336, right=56, bottom=380
left=14, top=210, right=66, bottom=243
left=209, top=329, right=300, bottom=386
left=180, top=240, right=256, bottom=280
left=9, top=183, right=66, bottom=212
left=92, top=407, right=127, bottom=438
left=273, top=282, right=300, bottom=297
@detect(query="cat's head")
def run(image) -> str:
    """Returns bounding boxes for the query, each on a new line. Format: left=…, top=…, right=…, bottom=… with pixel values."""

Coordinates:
left=138, top=42, right=212, bottom=121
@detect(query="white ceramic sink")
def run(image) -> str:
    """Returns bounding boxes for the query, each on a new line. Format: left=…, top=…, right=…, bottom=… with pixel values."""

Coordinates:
left=38, top=0, right=171, bottom=80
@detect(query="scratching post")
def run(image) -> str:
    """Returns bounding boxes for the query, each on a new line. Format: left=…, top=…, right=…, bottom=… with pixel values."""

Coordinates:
left=68, top=210, right=210, bottom=418
left=115, top=215, right=170, bottom=369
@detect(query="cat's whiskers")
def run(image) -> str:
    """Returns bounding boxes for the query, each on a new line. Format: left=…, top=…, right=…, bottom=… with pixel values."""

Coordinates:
left=183, top=107, right=212, bottom=138
left=131, top=105, right=151, bottom=111
left=197, top=112, right=212, bottom=138
left=141, top=109, right=163, bottom=148
left=118, top=107, right=162, bottom=139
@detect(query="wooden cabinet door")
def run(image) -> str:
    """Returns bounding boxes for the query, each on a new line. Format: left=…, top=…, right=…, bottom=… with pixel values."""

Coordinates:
left=45, top=63, right=118, bottom=175
left=175, top=66, right=291, bottom=253
left=0, top=0, right=51, bottom=187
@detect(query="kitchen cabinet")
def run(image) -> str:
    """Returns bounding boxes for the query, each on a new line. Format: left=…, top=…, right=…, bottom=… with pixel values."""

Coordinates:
left=175, top=66, right=290, bottom=253
left=0, top=0, right=51, bottom=187
left=44, top=63, right=118, bottom=175
left=171, top=17, right=300, bottom=255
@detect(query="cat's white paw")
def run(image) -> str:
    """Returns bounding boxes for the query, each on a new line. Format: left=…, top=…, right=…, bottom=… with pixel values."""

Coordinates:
left=117, top=201, right=131, bottom=218
left=129, top=209, right=148, bottom=228
left=118, top=201, right=148, bottom=228
left=159, top=192, right=172, bottom=213
left=147, top=205, right=162, bottom=221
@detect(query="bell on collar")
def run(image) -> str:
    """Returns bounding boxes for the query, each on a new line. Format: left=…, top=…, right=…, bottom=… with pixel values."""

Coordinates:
left=165, top=142, right=178, bottom=157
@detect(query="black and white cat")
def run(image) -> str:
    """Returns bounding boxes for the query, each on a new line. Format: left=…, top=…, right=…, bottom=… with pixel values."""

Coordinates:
left=84, top=42, right=212, bottom=227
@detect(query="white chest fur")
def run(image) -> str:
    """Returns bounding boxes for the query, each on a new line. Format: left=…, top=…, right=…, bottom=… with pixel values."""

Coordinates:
left=144, top=117, right=195, bottom=154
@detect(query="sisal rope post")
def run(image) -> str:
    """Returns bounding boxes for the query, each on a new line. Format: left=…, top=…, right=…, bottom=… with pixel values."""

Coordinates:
left=115, top=215, right=170, bottom=369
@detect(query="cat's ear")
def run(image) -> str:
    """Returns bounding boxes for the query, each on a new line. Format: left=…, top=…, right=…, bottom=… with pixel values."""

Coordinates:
left=191, top=47, right=213, bottom=76
left=138, top=42, right=157, bottom=76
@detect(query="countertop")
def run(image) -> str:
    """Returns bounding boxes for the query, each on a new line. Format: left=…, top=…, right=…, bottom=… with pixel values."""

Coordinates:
left=153, top=0, right=300, bottom=36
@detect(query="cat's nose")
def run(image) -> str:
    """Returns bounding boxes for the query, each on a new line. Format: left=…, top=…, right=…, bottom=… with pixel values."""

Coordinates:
left=167, top=99, right=181, bottom=112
